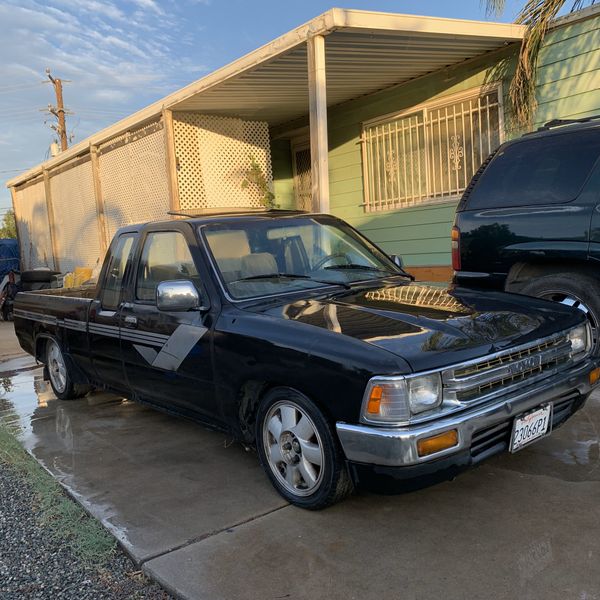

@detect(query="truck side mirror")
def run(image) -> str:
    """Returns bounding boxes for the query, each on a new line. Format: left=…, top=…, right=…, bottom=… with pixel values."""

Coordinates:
left=390, top=254, right=404, bottom=268
left=156, top=280, right=205, bottom=312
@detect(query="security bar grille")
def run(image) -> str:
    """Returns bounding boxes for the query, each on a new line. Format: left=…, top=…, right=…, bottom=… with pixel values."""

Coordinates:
left=363, top=88, right=501, bottom=212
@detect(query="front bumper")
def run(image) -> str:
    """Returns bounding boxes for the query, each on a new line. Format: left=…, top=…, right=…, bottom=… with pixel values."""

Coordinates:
left=336, top=358, right=598, bottom=470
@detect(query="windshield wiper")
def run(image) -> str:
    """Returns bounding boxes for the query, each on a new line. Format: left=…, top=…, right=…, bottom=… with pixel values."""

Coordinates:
left=324, top=264, right=415, bottom=281
left=324, top=264, right=389, bottom=273
left=232, top=273, right=351, bottom=289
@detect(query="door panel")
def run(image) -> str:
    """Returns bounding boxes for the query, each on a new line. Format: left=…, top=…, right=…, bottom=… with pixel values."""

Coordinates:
left=118, top=229, right=217, bottom=422
left=89, top=232, right=136, bottom=391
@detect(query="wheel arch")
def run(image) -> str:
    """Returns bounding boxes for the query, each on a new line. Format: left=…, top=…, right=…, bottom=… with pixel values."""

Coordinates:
left=505, top=260, right=600, bottom=293
left=237, top=379, right=337, bottom=445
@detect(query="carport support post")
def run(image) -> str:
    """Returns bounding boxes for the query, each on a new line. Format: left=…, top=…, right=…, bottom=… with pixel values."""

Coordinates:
left=42, top=169, right=60, bottom=272
left=90, top=144, right=109, bottom=255
left=9, top=186, right=24, bottom=269
left=307, top=34, right=330, bottom=214
left=162, top=108, right=180, bottom=214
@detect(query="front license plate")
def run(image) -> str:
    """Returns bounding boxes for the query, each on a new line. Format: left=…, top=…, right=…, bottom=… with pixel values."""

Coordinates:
left=510, top=403, right=553, bottom=453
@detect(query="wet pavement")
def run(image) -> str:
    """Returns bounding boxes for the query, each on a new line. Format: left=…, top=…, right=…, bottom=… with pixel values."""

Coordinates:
left=1, top=327, right=599, bottom=599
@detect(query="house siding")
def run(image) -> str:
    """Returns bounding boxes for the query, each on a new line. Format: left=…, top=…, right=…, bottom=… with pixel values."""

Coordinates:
left=534, top=12, right=600, bottom=127
left=271, top=9, right=600, bottom=272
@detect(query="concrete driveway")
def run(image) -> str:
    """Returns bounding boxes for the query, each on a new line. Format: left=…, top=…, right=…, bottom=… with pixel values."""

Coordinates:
left=1, top=320, right=599, bottom=599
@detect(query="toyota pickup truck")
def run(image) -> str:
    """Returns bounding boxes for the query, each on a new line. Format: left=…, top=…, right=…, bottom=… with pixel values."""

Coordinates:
left=13, top=211, right=600, bottom=509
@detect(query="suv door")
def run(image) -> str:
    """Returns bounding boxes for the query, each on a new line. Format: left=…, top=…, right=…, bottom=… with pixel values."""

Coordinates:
left=119, top=226, right=217, bottom=421
left=89, top=231, right=137, bottom=391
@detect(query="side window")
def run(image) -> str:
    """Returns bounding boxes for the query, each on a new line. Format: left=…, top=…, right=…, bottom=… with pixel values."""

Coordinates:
left=136, top=231, right=199, bottom=302
left=101, top=234, right=135, bottom=310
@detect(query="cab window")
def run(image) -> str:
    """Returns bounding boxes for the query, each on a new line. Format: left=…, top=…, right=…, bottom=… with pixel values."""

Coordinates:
left=101, top=234, right=135, bottom=310
left=136, top=231, right=199, bottom=302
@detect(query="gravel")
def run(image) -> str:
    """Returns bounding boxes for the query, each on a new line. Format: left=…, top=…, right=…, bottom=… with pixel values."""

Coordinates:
left=0, top=462, right=172, bottom=599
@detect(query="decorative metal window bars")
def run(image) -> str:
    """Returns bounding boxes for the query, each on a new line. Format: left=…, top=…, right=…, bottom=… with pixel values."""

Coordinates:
left=362, top=89, right=501, bottom=212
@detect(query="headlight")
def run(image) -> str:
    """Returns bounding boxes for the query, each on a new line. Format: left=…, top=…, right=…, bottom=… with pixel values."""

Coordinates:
left=568, top=323, right=591, bottom=358
left=361, top=373, right=442, bottom=425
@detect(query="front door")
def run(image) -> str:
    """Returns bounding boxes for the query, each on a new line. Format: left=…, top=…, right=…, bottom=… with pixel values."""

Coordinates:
left=119, top=227, right=217, bottom=422
left=293, top=145, right=312, bottom=211
left=89, top=232, right=136, bottom=392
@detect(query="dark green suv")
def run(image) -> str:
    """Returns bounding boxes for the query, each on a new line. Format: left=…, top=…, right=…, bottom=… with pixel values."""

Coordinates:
left=453, top=116, right=600, bottom=352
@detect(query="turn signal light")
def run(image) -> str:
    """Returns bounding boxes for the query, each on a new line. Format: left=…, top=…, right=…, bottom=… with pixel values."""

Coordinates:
left=417, top=429, right=459, bottom=457
left=590, top=367, right=600, bottom=386
left=367, top=385, right=383, bottom=414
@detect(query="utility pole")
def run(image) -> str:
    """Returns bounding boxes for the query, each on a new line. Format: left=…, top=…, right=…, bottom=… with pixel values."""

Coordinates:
left=45, top=68, right=69, bottom=151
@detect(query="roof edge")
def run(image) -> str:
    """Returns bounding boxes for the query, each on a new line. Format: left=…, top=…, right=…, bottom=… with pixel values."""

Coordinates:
left=550, top=3, right=600, bottom=29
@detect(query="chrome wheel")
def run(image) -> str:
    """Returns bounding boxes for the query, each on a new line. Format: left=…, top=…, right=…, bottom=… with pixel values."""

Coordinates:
left=47, top=340, right=67, bottom=394
left=540, top=291, right=598, bottom=348
left=262, top=400, right=325, bottom=497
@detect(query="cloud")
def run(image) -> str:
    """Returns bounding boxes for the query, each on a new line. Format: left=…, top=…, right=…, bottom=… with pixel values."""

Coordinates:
left=0, top=0, right=212, bottom=210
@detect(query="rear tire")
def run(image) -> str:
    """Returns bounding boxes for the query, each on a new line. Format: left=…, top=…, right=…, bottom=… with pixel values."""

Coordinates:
left=45, top=339, right=90, bottom=400
left=519, top=272, right=600, bottom=354
left=255, top=387, right=353, bottom=509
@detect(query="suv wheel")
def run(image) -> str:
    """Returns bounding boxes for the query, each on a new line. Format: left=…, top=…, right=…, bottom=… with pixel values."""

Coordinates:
left=255, top=387, right=353, bottom=509
left=519, top=273, right=600, bottom=354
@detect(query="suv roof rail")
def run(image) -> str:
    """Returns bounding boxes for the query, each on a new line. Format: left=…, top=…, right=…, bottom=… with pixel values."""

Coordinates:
left=535, top=114, right=600, bottom=132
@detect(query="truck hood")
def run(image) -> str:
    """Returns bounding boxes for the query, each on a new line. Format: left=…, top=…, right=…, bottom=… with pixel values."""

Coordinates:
left=250, top=282, right=583, bottom=372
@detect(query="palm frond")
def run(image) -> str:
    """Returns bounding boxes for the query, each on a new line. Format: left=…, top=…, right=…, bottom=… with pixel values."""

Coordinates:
left=510, top=0, right=566, bottom=126
left=510, top=0, right=596, bottom=127
left=484, top=0, right=507, bottom=16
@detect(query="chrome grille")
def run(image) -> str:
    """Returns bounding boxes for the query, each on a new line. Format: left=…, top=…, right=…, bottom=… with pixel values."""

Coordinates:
left=443, top=332, right=573, bottom=405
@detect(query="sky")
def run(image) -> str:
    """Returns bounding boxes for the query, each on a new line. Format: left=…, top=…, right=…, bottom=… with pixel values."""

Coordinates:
left=0, top=0, right=533, bottom=215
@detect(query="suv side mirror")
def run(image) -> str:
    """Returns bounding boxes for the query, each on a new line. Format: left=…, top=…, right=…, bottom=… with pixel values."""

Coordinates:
left=390, top=254, right=404, bottom=268
left=156, top=280, right=204, bottom=312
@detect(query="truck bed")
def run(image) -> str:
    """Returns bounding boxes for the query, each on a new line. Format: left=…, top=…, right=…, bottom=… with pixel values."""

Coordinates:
left=13, top=286, right=96, bottom=357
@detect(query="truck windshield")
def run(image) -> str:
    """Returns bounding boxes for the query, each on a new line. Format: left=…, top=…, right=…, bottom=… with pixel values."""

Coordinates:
left=465, top=129, right=600, bottom=209
left=201, top=216, right=401, bottom=300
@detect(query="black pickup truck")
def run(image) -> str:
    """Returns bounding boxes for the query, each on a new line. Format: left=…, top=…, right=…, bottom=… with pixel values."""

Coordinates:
left=13, top=211, right=600, bottom=508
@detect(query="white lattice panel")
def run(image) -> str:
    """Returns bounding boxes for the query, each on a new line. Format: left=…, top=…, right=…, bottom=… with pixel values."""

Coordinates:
left=98, top=121, right=170, bottom=238
left=173, top=113, right=272, bottom=210
left=14, top=181, right=53, bottom=270
left=49, top=160, right=101, bottom=272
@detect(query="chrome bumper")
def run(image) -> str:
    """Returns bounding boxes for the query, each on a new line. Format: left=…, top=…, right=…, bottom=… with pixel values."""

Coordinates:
left=336, top=358, right=598, bottom=468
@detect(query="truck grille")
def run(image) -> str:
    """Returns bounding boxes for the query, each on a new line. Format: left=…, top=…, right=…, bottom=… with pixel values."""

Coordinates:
left=470, top=390, right=584, bottom=462
left=442, top=332, right=573, bottom=404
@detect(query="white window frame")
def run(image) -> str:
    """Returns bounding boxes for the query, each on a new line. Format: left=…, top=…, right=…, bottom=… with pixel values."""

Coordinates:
left=361, top=83, right=504, bottom=213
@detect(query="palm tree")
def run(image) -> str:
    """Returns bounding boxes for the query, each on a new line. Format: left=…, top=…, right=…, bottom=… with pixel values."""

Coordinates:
left=487, top=0, right=596, bottom=126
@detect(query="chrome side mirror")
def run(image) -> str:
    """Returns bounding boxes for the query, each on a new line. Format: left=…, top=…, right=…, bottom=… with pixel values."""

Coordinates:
left=156, top=280, right=203, bottom=312
left=390, top=254, right=404, bottom=268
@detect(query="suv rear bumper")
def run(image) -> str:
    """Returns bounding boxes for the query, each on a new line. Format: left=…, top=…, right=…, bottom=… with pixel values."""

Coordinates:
left=336, top=358, right=597, bottom=472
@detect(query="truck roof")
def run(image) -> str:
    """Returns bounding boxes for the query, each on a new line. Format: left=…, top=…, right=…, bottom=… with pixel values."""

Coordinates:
left=114, top=209, right=326, bottom=235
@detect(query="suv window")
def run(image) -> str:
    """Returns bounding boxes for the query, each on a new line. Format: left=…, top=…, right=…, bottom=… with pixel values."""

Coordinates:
left=465, top=129, right=600, bottom=209
left=136, top=231, right=199, bottom=302
left=101, top=234, right=135, bottom=310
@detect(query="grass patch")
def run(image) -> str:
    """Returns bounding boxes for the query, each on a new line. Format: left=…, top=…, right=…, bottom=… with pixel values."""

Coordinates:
left=0, top=419, right=117, bottom=565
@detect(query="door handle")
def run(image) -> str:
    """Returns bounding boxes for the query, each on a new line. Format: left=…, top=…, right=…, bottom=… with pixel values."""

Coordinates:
left=123, top=315, right=138, bottom=328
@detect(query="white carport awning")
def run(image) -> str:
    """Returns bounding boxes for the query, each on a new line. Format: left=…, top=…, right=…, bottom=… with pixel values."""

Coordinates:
left=8, top=8, right=524, bottom=188
left=167, top=9, right=525, bottom=125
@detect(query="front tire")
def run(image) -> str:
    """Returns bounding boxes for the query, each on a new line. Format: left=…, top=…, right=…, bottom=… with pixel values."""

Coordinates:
left=46, top=339, right=90, bottom=400
left=256, top=387, right=353, bottom=509
left=519, top=272, right=600, bottom=354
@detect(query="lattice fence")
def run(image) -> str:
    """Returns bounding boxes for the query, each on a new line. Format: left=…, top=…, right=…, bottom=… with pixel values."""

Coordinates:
left=173, top=113, right=272, bottom=210
left=49, top=158, right=101, bottom=272
left=14, top=180, right=53, bottom=269
left=98, top=120, right=170, bottom=239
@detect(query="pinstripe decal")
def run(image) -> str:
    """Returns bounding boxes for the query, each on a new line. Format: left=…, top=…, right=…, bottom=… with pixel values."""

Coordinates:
left=15, top=308, right=205, bottom=369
